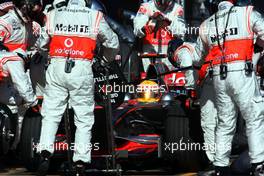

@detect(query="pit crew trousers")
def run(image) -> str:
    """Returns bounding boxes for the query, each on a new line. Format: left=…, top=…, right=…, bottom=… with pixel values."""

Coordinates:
left=200, top=79, right=218, bottom=162
left=213, top=62, right=264, bottom=166
left=39, top=59, right=94, bottom=163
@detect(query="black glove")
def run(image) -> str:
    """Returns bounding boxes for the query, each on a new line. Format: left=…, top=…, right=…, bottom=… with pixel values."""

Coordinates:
left=93, top=60, right=107, bottom=73
left=257, top=56, right=264, bottom=78
left=17, top=53, right=30, bottom=72
left=0, top=42, right=9, bottom=51
left=254, top=43, right=263, bottom=53
left=31, top=52, right=43, bottom=64
left=167, top=39, right=184, bottom=68
left=30, top=99, right=42, bottom=113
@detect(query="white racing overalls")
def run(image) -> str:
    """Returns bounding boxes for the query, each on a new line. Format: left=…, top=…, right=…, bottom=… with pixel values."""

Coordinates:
left=173, top=42, right=198, bottom=88
left=195, top=1, right=264, bottom=166
left=37, top=0, right=119, bottom=163
left=133, top=0, right=186, bottom=71
left=0, top=8, right=38, bottom=150
left=198, top=68, right=218, bottom=163
left=0, top=51, right=38, bottom=149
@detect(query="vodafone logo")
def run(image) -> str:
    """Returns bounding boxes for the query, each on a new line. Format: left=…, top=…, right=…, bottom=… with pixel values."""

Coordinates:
left=64, top=38, right=74, bottom=48
left=175, top=77, right=186, bottom=84
left=168, top=73, right=186, bottom=85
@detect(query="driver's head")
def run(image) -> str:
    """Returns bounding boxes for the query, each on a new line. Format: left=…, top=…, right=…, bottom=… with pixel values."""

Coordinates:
left=154, top=0, right=174, bottom=11
left=0, top=0, right=14, bottom=16
left=12, top=0, right=42, bottom=22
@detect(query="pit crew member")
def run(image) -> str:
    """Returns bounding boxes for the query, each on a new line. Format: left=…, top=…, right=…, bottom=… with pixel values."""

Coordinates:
left=134, top=0, right=186, bottom=72
left=194, top=0, right=264, bottom=175
left=36, top=0, right=119, bottom=175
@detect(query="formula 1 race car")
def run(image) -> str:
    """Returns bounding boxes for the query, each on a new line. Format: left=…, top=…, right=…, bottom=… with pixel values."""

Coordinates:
left=114, top=53, right=206, bottom=171
left=0, top=53, right=250, bottom=175
left=10, top=51, right=205, bottom=174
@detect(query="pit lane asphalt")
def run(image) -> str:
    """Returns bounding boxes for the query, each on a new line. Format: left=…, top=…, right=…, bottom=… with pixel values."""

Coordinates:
left=0, top=168, right=197, bottom=176
left=0, top=156, right=198, bottom=175
left=0, top=166, right=197, bottom=176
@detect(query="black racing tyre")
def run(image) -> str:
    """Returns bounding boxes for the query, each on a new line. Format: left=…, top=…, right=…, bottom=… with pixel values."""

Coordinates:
left=20, top=113, right=42, bottom=172
left=0, top=104, right=15, bottom=156
left=162, top=100, right=207, bottom=172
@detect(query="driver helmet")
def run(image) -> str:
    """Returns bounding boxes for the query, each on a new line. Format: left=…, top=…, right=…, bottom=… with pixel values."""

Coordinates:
left=137, top=80, right=161, bottom=103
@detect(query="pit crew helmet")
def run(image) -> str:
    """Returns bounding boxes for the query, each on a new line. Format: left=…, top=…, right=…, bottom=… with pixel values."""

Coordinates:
left=0, top=0, right=13, bottom=12
left=91, top=0, right=107, bottom=14
left=208, top=0, right=251, bottom=14
left=67, top=0, right=92, bottom=7
left=12, top=0, right=42, bottom=21
left=235, top=0, right=251, bottom=6
left=154, top=0, right=174, bottom=11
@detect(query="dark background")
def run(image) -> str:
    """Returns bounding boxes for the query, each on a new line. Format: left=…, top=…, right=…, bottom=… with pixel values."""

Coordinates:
left=42, top=0, right=264, bottom=13
left=42, top=0, right=264, bottom=29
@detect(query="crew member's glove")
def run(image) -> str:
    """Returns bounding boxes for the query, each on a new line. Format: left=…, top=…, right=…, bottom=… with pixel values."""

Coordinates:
left=152, top=12, right=171, bottom=29
left=152, top=11, right=163, bottom=19
left=167, top=39, right=184, bottom=68
left=257, top=56, right=264, bottom=78
left=93, top=58, right=111, bottom=73
left=254, top=43, right=264, bottom=53
left=93, top=60, right=104, bottom=73
left=31, top=104, right=41, bottom=113
left=30, top=99, right=42, bottom=113
left=17, top=52, right=31, bottom=72
left=28, top=51, right=43, bottom=64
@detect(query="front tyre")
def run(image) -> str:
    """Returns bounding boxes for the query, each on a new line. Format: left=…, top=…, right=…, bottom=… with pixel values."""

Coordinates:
left=162, top=100, right=207, bottom=171
left=20, top=112, right=42, bottom=172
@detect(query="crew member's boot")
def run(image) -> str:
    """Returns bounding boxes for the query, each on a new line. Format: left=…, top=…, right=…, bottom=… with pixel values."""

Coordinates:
left=214, top=166, right=231, bottom=176
left=75, top=160, right=86, bottom=176
left=37, top=150, right=51, bottom=176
